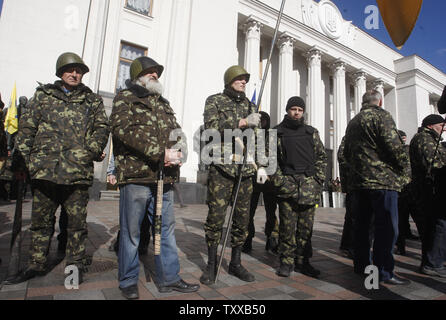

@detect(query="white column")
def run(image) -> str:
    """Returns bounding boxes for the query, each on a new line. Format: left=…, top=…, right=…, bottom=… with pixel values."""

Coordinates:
left=306, top=47, right=324, bottom=142
left=243, top=19, right=262, bottom=100
left=331, top=60, right=347, bottom=180
left=372, top=79, right=385, bottom=109
left=352, top=70, right=367, bottom=115
left=277, top=34, right=296, bottom=122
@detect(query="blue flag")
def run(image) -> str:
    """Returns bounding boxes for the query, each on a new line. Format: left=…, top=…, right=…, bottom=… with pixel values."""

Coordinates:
left=251, top=89, right=257, bottom=104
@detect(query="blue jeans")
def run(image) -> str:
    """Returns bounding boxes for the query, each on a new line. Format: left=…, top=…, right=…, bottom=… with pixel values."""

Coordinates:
left=118, top=184, right=181, bottom=289
left=352, top=189, right=399, bottom=281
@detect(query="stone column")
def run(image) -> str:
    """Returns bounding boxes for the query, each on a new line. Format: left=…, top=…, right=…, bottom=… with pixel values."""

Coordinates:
left=277, top=34, right=296, bottom=121
left=243, top=18, right=262, bottom=100
left=352, top=70, right=367, bottom=115
left=372, top=79, right=385, bottom=109
left=331, top=60, right=347, bottom=180
left=306, top=47, right=324, bottom=142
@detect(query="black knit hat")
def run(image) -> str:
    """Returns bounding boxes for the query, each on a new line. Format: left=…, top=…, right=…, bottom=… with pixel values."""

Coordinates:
left=286, top=96, right=306, bottom=112
left=422, top=114, right=445, bottom=128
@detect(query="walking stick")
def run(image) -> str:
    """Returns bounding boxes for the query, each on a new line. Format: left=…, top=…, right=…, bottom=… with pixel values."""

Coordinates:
left=214, top=0, right=287, bottom=283
left=154, top=155, right=165, bottom=256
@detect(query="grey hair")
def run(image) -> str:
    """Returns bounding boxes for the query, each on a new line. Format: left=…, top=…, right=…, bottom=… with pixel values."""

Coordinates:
left=362, top=89, right=382, bottom=107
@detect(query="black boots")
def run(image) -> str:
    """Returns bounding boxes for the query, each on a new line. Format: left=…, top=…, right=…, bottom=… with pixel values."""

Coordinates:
left=276, top=262, right=293, bottom=277
left=200, top=245, right=218, bottom=285
left=242, top=237, right=253, bottom=253
left=265, top=237, right=278, bottom=254
left=295, top=258, right=321, bottom=278
left=228, top=247, right=255, bottom=282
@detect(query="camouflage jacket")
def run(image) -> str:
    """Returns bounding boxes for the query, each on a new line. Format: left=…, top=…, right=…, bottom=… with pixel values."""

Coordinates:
left=409, top=126, right=446, bottom=189
left=15, top=81, right=110, bottom=185
left=110, top=84, right=185, bottom=185
left=270, top=118, right=327, bottom=206
left=337, top=136, right=350, bottom=193
left=203, top=89, right=257, bottom=178
left=343, top=104, right=409, bottom=192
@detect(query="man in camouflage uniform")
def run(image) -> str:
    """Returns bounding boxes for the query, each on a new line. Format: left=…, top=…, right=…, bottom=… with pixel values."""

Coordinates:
left=271, top=96, right=327, bottom=278
left=110, top=56, right=199, bottom=299
left=343, top=90, right=410, bottom=285
left=409, top=114, right=446, bottom=277
left=9, top=52, right=110, bottom=284
left=200, top=66, right=262, bottom=285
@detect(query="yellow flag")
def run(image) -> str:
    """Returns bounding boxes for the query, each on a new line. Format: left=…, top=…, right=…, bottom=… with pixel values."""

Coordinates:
left=377, top=0, right=423, bottom=50
left=4, top=82, right=18, bottom=135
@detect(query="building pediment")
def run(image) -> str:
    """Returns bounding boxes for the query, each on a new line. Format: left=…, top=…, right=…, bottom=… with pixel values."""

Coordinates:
left=302, top=0, right=356, bottom=47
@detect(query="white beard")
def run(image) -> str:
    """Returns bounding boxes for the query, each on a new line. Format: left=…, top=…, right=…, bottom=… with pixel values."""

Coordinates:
left=136, top=77, right=164, bottom=95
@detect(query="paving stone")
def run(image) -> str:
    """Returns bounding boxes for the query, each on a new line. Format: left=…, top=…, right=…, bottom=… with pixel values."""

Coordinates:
left=289, top=291, right=314, bottom=300
left=54, top=289, right=106, bottom=300
left=245, top=288, right=283, bottom=300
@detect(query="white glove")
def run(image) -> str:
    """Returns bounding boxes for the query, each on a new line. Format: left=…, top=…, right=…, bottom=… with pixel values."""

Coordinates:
left=246, top=113, right=261, bottom=128
left=257, top=168, right=268, bottom=184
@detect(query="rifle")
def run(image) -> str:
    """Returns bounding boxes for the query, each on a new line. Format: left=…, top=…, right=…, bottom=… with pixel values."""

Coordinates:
left=214, top=0, right=287, bottom=284
left=3, top=173, right=26, bottom=284
left=153, top=153, right=165, bottom=256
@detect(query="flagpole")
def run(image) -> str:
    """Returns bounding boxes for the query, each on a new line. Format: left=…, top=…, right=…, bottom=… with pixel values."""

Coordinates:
left=257, top=0, right=286, bottom=110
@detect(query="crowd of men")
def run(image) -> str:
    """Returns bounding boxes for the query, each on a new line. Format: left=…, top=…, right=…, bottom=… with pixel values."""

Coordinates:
left=0, top=51, right=445, bottom=299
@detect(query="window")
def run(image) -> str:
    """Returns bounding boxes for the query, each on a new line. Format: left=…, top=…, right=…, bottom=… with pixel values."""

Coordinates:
left=115, top=42, right=147, bottom=93
left=125, top=0, right=153, bottom=16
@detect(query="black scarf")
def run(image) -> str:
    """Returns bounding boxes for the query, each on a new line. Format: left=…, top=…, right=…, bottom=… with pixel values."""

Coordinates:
left=282, top=115, right=305, bottom=129
left=223, top=87, right=246, bottom=103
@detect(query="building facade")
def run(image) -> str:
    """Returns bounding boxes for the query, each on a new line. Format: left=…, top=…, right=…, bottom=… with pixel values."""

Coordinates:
left=1, top=0, right=445, bottom=192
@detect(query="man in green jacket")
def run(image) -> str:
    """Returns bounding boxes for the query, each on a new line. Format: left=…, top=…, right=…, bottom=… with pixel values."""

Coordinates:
left=9, top=52, right=110, bottom=284
left=344, top=90, right=410, bottom=285
left=409, top=114, right=446, bottom=278
left=110, top=56, right=199, bottom=299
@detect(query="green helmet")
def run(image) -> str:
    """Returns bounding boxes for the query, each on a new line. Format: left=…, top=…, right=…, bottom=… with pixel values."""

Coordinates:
left=224, top=66, right=250, bottom=86
left=56, top=52, right=89, bottom=77
left=130, top=56, right=164, bottom=81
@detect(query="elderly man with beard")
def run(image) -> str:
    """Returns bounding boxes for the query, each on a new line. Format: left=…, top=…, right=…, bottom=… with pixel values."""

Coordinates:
left=110, top=56, right=199, bottom=299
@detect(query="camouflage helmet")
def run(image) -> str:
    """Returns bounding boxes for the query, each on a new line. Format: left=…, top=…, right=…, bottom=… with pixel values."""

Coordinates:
left=56, top=52, right=89, bottom=77
left=130, top=56, right=164, bottom=81
left=224, top=66, right=250, bottom=86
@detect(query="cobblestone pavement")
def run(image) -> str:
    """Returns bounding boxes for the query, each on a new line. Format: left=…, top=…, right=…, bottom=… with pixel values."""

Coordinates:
left=0, top=198, right=445, bottom=301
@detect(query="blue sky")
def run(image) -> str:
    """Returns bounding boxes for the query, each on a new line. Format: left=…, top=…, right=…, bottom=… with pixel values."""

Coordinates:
left=330, top=0, right=446, bottom=73
left=0, top=0, right=3, bottom=16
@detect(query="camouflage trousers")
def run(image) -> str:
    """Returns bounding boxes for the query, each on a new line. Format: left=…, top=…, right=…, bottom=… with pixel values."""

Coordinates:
left=28, top=180, right=89, bottom=271
left=204, top=166, right=254, bottom=248
left=278, top=199, right=315, bottom=265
